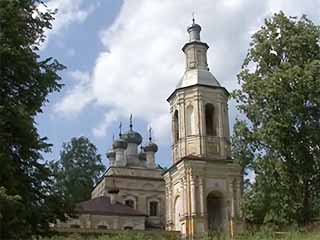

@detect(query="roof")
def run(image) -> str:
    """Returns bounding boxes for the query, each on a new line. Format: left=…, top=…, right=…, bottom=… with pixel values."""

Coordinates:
left=76, top=196, right=145, bottom=216
left=167, top=84, right=229, bottom=102
left=176, top=69, right=220, bottom=89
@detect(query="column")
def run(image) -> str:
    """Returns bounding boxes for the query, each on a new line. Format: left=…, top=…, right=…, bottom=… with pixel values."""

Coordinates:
left=169, top=190, right=173, bottom=229
left=235, top=178, right=241, bottom=218
left=182, top=177, right=187, bottom=217
left=218, top=102, right=224, bottom=137
left=228, top=180, right=235, bottom=219
left=199, top=177, right=205, bottom=216
left=190, top=175, right=196, bottom=215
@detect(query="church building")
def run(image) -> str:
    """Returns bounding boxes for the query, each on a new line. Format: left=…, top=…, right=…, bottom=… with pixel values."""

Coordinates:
left=163, top=20, right=242, bottom=238
left=54, top=118, right=166, bottom=231
left=53, top=19, right=242, bottom=237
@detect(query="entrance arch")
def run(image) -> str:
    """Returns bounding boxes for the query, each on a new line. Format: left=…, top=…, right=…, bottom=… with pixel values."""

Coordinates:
left=207, top=191, right=224, bottom=231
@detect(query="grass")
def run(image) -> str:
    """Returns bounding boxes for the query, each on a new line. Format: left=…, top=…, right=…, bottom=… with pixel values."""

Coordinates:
left=36, top=230, right=320, bottom=240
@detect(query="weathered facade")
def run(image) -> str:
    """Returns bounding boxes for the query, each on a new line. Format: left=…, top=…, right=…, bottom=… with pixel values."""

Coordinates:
left=91, top=167, right=165, bottom=228
left=54, top=120, right=165, bottom=231
left=163, top=20, right=242, bottom=238
left=91, top=121, right=166, bottom=228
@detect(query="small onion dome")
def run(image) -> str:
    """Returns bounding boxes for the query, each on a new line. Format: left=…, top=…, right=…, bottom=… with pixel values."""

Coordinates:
left=138, top=151, right=146, bottom=161
left=112, top=138, right=128, bottom=149
left=143, top=143, right=158, bottom=153
left=122, top=129, right=143, bottom=145
left=106, top=149, right=115, bottom=159
left=187, top=22, right=201, bottom=33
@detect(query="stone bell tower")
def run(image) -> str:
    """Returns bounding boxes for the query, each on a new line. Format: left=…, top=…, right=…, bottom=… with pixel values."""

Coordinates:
left=163, top=19, right=242, bottom=238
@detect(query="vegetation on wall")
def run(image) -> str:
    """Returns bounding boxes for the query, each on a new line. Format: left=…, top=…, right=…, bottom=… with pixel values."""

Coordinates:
left=232, top=12, right=320, bottom=226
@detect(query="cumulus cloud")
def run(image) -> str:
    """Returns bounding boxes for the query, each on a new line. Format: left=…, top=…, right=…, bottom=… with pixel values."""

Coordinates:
left=39, top=0, right=96, bottom=49
left=54, top=70, right=94, bottom=116
left=54, top=0, right=320, bottom=143
left=92, top=111, right=121, bottom=138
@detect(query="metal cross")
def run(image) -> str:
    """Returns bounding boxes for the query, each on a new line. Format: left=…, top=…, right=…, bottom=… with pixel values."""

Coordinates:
left=119, top=122, right=122, bottom=137
left=149, top=127, right=152, bottom=143
left=129, top=114, right=133, bottom=129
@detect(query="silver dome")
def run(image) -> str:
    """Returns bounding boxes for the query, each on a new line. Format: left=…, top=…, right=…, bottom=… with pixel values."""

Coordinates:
left=187, top=22, right=201, bottom=33
left=122, top=129, right=143, bottom=145
left=177, top=69, right=220, bottom=89
left=143, top=143, right=158, bottom=153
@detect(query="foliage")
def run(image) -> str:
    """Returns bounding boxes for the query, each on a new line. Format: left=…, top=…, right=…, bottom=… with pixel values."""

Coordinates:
left=0, top=0, right=68, bottom=238
left=50, top=137, right=106, bottom=204
left=232, top=11, right=320, bottom=225
left=36, top=231, right=180, bottom=240
left=0, top=187, right=24, bottom=236
left=36, top=230, right=320, bottom=240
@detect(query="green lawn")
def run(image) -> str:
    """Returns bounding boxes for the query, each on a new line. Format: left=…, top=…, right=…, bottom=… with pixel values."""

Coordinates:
left=37, top=231, right=320, bottom=240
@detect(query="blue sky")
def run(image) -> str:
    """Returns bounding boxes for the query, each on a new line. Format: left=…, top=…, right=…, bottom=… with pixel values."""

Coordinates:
left=37, top=0, right=320, bottom=168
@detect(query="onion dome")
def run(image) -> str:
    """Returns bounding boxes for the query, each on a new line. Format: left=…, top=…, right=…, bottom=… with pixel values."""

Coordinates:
left=112, top=138, right=128, bottom=149
left=122, top=129, right=143, bottom=145
left=187, top=17, right=201, bottom=41
left=143, top=142, right=158, bottom=153
left=122, top=115, right=142, bottom=145
left=106, top=149, right=116, bottom=159
left=144, top=127, right=158, bottom=152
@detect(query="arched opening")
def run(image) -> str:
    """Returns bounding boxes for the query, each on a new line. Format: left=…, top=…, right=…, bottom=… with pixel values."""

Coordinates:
left=207, top=191, right=224, bottom=232
left=173, top=110, right=179, bottom=143
left=186, top=105, right=195, bottom=136
left=149, top=201, right=159, bottom=216
left=174, top=196, right=183, bottom=231
left=205, top=104, right=217, bottom=136
left=125, top=199, right=135, bottom=209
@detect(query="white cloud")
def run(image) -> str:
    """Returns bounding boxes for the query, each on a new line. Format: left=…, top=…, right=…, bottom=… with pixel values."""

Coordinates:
left=93, top=111, right=120, bottom=138
left=55, top=0, right=320, bottom=143
left=54, top=70, right=94, bottom=116
left=38, top=0, right=96, bottom=49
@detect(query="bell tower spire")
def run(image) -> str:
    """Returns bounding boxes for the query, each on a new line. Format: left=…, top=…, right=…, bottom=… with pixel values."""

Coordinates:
left=175, top=19, right=220, bottom=89
left=188, top=15, right=201, bottom=41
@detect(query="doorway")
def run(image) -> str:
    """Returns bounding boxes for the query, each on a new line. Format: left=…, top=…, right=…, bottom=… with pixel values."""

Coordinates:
left=207, top=191, right=224, bottom=231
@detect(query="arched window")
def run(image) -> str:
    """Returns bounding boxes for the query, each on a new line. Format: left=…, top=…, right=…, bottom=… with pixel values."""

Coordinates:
left=125, top=199, right=135, bottom=208
left=173, top=110, right=179, bottom=143
left=149, top=201, right=159, bottom=216
left=186, top=105, right=195, bottom=136
left=205, top=103, right=217, bottom=136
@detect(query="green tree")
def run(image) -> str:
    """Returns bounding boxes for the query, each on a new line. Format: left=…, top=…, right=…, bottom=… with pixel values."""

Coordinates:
left=51, top=137, right=106, bottom=204
left=0, top=0, right=68, bottom=238
left=233, top=12, right=320, bottom=225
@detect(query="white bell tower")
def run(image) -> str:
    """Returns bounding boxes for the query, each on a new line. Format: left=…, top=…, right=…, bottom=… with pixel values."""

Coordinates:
left=164, top=19, right=242, bottom=239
